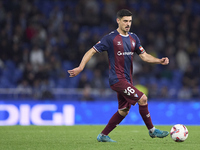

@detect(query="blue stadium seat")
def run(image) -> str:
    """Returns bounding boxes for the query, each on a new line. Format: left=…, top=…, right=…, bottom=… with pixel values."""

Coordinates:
left=2, top=68, right=13, bottom=80
left=139, top=77, right=147, bottom=85
left=91, top=27, right=102, bottom=36
left=4, top=60, right=16, bottom=70
left=68, top=75, right=80, bottom=88
left=62, top=61, right=73, bottom=70
left=172, top=70, right=183, bottom=81
left=0, top=67, right=2, bottom=76
left=0, top=76, right=15, bottom=88
left=148, top=76, right=157, bottom=85
left=104, top=78, right=110, bottom=88
left=48, top=78, right=56, bottom=88
left=159, top=78, right=171, bottom=88
left=84, top=69, right=94, bottom=82
left=56, top=78, right=68, bottom=88
left=12, top=68, right=23, bottom=84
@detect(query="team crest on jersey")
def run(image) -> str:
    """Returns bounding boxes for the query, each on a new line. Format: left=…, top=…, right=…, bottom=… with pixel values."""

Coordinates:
left=134, top=93, right=138, bottom=97
left=139, top=46, right=145, bottom=53
left=132, top=41, right=135, bottom=47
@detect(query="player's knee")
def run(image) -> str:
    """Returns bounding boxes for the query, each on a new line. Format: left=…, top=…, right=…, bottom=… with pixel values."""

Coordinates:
left=138, top=94, right=148, bottom=106
left=118, top=109, right=129, bottom=117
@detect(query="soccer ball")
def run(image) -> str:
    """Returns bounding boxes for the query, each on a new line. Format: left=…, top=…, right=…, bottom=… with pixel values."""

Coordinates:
left=170, top=124, right=188, bottom=142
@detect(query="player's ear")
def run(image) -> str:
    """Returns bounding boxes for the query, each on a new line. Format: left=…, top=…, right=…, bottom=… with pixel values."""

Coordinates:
left=116, top=18, right=120, bottom=24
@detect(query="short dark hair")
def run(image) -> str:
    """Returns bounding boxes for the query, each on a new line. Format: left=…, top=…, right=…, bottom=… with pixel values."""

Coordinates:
left=117, top=9, right=132, bottom=19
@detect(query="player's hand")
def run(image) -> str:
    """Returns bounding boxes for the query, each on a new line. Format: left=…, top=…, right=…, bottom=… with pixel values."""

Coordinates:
left=160, top=57, right=169, bottom=65
left=68, top=67, right=83, bottom=77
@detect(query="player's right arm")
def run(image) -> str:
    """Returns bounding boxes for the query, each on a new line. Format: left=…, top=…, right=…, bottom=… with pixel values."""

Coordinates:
left=68, top=48, right=97, bottom=77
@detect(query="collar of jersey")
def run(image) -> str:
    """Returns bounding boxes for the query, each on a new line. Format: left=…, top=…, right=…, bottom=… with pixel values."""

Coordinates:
left=119, top=33, right=129, bottom=37
left=115, top=30, right=129, bottom=37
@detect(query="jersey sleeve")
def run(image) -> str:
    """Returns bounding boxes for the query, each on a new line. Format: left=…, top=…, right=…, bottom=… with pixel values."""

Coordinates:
left=93, top=35, right=110, bottom=53
left=134, top=34, right=146, bottom=55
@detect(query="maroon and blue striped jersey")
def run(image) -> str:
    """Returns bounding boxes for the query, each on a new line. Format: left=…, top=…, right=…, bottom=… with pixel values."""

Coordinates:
left=93, top=30, right=145, bottom=86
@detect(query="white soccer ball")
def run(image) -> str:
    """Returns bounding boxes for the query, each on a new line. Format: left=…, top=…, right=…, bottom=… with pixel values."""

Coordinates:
left=170, top=124, right=188, bottom=142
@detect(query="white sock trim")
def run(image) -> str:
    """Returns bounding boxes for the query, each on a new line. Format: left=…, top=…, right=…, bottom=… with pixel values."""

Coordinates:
left=149, top=127, right=155, bottom=133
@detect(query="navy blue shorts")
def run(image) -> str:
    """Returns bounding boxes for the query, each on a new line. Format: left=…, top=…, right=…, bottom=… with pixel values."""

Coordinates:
left=110, top=79, right=144, bottom=110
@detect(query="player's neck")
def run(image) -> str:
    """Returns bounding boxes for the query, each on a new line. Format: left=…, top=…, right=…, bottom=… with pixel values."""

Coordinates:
left=117, top=28, right=128, bottom=36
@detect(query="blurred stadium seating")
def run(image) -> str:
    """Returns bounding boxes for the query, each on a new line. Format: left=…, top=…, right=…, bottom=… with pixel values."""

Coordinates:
left=0, top=0, right=199, bottom=100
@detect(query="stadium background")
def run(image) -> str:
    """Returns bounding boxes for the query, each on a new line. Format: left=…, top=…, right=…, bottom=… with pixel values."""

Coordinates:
left=0, top=0, right=200, bottom=125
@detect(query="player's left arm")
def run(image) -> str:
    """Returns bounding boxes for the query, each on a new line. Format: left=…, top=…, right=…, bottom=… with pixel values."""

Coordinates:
left=139, top=52, right=169, bottom=65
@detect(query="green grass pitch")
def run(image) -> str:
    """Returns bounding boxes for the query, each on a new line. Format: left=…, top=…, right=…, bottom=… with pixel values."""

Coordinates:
left=0, top=125, right=199, bottom=150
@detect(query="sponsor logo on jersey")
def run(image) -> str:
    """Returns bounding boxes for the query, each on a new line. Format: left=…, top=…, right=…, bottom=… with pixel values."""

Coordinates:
left=132, top=41, right=135, bottom=47
left=117, top=41, right=122, bottom=45
left=117, top=51, right=134, bottom=56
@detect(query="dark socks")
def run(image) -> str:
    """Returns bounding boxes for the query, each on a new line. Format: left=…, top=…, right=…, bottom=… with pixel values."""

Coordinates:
left=101, top=111, right=125, bottom=135
left=139, top=104, right=154, bottom=130
left=101, top=105, right=154, bottom=135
